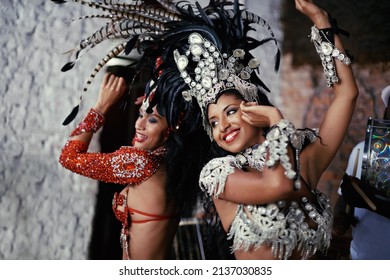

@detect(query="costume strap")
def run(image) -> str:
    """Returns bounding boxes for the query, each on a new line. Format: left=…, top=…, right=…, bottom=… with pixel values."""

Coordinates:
left=69, top=108, right=105, bottom=137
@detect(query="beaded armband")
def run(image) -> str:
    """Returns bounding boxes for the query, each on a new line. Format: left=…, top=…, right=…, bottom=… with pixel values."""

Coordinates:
left=264, top=120, right=319, bottom=190
left=264, top=119, right=302, bottom=190
left=69, top=108, right=105, bottom=137
left=310, top=25, right=352, bottom=88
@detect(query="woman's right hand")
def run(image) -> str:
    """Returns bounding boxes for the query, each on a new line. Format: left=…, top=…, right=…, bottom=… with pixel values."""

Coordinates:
left=240, top=102, right=283, bottom=128
left=94, top=73, right=127, bottom=115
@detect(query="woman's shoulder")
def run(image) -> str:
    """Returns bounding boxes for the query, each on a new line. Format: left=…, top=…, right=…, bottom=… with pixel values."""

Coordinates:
left=200, top=155, right=239, bottom=198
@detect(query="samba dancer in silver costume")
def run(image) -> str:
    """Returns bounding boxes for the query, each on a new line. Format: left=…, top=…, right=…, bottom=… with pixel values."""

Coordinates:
left=171, top=0, right=358, bottom=259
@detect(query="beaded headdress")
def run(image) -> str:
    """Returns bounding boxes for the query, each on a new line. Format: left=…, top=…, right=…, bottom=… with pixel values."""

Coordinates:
left=173, top=32, right=271, bottom=137
left=52, top=0, right=280, bottom=138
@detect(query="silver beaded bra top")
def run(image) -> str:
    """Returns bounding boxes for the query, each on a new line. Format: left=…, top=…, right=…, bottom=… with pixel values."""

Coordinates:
left=199, top=130, right=333, bottom=259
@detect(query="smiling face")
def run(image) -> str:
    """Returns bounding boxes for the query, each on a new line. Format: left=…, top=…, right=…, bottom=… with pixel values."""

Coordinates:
left=207, top=92, right=263, bottom=153
left=132, top=106, right=169, bottom=151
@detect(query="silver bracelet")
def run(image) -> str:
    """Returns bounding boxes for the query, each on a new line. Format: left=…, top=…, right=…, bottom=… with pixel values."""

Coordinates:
left=310, top=25, right=352, bottom=88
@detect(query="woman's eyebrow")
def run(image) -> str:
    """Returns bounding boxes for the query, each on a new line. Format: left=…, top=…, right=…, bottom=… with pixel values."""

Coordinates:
left=208, top=104, right=234, bottom=121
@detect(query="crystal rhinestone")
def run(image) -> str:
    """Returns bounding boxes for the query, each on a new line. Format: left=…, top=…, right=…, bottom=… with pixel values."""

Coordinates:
left=240, top=70, right=251, bottom=80
left=305, top=204, right=313, bottom=211
left=278, top=200, right=286, bottom=208
left=195, top=67, right=201, bottom=74
left=267, top=159, right=275, bottom=166
left=184, top=77, right=191, bottom=84
left=248, top=58, right=260, bottom=68
left=309, top=211, right=317, bottom=218
left=218, top=69, right=229, bottom=80
left=176, top=56, right=188, bottom=70
left=201, top=77, right=212, bottom=89
left=182, top=91, right=192, bottom=101
left=285, top=169, right=296, bottom=179
left=195, top=83, right=202, bottom=90
left=294, top=209, right=304, bottom=223
left=236, top=154, right=247, bottom=165
left=267, top=128, right=280, bottom=140
left=332, top=49, right=340, bottom=57
left=290, top=134, right=300, bottom=148
left=201, top=67, right=210, bottom=76
left=209, top=46, right=215, bottom=52
left=279, top=119, right=289, bottom=128
left=276, top=213, right=285, bottom=220
left=258, top=207, right=266, bottom=214
left=204, top=41, right=210, bottom=48
left=321, top=42, right=333, bottom=55
left=190, top=44, right=203, bottom=56
left=233, top=49, right=245, bottom=58
left=189, top=33, right=203, bottom=44
left=283, top=162, right=292, bottom=170
left=337, top=53, right=345, bottom=61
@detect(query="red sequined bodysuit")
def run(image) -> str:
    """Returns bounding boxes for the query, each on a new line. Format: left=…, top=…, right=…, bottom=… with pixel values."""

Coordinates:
left=59, top=140, right=175, bottom=259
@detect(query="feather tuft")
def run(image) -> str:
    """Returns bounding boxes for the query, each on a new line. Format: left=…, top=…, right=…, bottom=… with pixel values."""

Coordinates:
left=51, top=0, right=67, bottom=4
left=61, top=62, right=75, bottom=72
left=62, top=105, right=79, bottom=126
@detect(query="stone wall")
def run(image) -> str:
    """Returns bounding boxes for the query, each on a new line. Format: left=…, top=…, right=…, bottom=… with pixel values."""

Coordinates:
left=0, top=0, right=102, bottom=259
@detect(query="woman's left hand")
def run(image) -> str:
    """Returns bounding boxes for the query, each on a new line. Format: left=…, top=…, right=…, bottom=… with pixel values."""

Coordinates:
left=240, top=102, right=283, bottom=127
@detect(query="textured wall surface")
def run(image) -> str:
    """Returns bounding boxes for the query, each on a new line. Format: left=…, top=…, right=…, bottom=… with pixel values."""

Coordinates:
left=1, top=0, right=389, bottom=260
left=0, top=1, right=103, bottom=259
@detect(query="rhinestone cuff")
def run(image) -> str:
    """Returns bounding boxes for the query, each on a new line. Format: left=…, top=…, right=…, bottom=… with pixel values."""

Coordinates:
left=69, top=108, right=105, bottom=137
left=310, top=25, right=352, bottom=88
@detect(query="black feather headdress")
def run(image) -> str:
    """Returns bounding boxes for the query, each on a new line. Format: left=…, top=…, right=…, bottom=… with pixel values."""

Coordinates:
left=52, top=0, right=280, bottom=131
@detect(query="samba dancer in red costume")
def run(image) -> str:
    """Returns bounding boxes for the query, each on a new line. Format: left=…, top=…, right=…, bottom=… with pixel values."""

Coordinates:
left=59, top=70, right=209, bottom=259
left=53, top=0, right=213, bottom=260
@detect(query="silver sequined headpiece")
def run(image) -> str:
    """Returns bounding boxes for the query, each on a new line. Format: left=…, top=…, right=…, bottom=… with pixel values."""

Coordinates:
left=174, top=32, right=262, bottom=138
